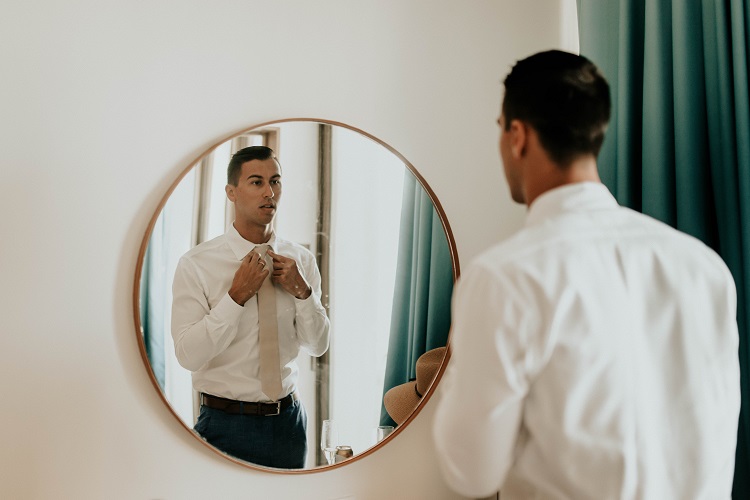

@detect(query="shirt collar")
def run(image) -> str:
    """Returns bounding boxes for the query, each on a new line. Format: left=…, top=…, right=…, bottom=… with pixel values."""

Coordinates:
left=525, top=182, right=619, bottom=228
left=226, top=224, right=277, bottom=260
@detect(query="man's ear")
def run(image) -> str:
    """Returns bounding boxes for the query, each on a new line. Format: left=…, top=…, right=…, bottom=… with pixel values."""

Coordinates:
left=508, top=119, right=528, bottom=159
left=225, top=184, right=236, bottom=202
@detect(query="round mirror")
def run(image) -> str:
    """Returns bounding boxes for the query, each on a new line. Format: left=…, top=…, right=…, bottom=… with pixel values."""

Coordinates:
left=133, top=118, right=459, bottom=472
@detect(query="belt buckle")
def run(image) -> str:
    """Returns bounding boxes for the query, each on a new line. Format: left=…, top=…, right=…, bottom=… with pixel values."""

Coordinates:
left=264, top=401, right=281, bottom=416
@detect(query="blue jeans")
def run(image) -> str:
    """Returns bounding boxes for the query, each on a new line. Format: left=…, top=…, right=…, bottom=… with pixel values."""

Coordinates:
left=194, top=398, right=308, bottom=469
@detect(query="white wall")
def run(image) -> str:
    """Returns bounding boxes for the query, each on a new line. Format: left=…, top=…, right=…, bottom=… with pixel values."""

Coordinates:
left=0, top=1, right=577, bottom=498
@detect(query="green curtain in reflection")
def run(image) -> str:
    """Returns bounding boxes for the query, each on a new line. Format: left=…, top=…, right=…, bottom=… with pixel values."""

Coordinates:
left=578, top=0, right=750, bottom=496
left=140, top=223, right=167, bottom=391
left=379, top=172, right=454, bottom=427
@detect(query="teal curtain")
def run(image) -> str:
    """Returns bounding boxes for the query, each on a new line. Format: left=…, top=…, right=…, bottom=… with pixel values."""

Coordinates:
left=140, top=223, right=167, bottom=391
left=578, top=0, right=750, bottom=496
left=379, top=172, right=454, bottom=426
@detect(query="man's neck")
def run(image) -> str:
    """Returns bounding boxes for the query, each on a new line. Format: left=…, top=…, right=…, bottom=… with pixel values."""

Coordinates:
left=233, top=222, right=273, bottom=244
left=524, top=156, right=600, bottom=206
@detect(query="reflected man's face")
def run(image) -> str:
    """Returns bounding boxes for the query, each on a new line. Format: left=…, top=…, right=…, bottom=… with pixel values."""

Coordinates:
left=226, top=158, right=282, bottom=228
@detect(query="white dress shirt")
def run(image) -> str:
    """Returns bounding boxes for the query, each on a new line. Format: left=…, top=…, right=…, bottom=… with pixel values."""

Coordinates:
left=433, top=182, right=740, bottom=499
left=171, top=225, right=330, bottom=402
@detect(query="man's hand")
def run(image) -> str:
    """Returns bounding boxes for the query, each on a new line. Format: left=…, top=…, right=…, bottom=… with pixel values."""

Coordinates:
left=268, top=250, right=312, bottom=299
left=228, top=250, right=269, bottom=305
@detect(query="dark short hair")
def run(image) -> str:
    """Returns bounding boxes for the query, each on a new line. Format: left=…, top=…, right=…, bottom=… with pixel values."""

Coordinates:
left=502, top=50, right=611, bottom=166
left=226, top=146, right=278, bottom=185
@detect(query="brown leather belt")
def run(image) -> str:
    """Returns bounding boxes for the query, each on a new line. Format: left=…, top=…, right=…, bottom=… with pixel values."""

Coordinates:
left=200, top=392, right=297, bottom=416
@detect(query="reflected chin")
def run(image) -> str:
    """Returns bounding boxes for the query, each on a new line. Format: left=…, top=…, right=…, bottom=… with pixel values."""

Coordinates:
left=510, top=189, right=525, bottom=204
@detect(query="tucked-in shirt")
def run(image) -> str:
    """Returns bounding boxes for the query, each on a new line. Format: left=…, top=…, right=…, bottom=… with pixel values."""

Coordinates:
left=433, top=182, right=740, bottom=499
left=171, top=225, right=330, bottom=402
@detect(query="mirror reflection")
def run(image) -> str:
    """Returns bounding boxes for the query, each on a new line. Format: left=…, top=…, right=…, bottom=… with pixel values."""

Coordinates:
left=136, top=119, right=457, bottom=471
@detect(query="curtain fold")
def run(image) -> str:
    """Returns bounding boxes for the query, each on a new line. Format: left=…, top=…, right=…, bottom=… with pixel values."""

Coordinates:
left=578, top=0, right=750, bottom=496
left=380, top=171, right=454, bottom=426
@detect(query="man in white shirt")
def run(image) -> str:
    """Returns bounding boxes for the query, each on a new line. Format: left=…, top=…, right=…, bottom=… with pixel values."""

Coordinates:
left=171, top=146, right=330, bottom=469
left=433, top=50, right=740, bottom=499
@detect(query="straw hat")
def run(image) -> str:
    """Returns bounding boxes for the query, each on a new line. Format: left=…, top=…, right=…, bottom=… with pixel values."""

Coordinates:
left=383, top=346, right=447, bottom=425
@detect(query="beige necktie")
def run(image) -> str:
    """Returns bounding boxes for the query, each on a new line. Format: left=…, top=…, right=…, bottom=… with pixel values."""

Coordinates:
left=255, top=244, right=283, bottom=401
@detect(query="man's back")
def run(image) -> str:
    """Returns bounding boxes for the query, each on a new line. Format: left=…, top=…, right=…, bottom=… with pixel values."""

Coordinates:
left=434, top=183, right=740, bottom=499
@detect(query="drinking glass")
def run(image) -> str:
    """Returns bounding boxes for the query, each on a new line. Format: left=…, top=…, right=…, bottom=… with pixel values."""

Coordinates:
left=320, top=419, right=339, bottom=465
left=376, top=425, right=395, bottom=442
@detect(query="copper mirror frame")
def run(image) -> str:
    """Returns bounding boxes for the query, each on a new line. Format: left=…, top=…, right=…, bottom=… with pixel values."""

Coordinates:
left=132, top=117, right=459, bottom=473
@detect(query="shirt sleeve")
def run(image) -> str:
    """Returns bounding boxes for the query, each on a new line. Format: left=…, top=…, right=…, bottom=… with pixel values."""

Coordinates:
left=293, top=250, right=330, bottom=357
left=170, top=256, right=245, bottom=371
left=432, top=262, right=537, bottom=498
